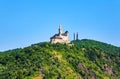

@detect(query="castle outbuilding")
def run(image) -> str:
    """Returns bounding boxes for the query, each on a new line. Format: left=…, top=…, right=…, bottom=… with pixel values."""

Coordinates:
left=50, top=25, right=69, bottom=44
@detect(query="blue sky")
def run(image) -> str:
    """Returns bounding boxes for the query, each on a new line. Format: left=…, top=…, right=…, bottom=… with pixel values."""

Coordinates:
left=0, top=0, right=120, bottom=51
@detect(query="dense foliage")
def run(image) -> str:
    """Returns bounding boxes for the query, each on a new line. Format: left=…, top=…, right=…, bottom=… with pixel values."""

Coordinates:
left=72, top=39, right=120, bottom=54
left=0, top=39, right=120, bottom=79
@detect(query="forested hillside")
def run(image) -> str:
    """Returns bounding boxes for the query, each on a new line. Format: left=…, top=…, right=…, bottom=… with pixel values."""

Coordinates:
left=0, top=39, right=120, bottom=79
left=72, top=39, right=120, bottom=54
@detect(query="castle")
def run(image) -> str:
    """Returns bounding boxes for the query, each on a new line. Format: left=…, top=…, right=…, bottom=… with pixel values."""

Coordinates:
left=50, top=25, right=69, bottom=44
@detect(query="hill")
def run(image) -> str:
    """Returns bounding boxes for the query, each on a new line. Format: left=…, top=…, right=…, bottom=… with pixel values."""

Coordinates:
left=0, top=39, right=120, bottom=79
left=72, top=39, right=120, bottom=54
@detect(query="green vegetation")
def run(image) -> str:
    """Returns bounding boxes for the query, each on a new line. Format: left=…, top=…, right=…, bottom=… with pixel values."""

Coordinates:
left=72, top=39, right=120, bottom=54
left=0, top=39, right=120, bottom=79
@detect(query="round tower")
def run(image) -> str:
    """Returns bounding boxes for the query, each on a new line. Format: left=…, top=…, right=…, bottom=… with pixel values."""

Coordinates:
left=59, top=24, right=62, bottom=35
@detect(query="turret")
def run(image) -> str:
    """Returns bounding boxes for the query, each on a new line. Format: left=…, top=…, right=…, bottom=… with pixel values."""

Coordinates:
left=73, top=33, right=75, bottom=40
left=59, top=24, right=62, bottom=35
left=76, top=32, right=79, bottom=40
left=65, top=31, right=69, bottom=36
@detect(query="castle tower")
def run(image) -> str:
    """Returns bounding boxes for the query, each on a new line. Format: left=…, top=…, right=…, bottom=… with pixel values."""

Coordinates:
left=76, top=32, right=78, bottom=40
left=59, top=24, right=62, bottom=35
left=50, top=24, right=69, bottom=44
left=74, top=33, right=75, bottom=40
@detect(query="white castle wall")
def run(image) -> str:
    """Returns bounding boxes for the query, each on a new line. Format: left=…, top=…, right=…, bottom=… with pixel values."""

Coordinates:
left=50, top=25, right=69, bottom=44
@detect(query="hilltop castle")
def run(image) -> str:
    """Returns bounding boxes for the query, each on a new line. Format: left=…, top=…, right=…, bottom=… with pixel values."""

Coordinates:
left=50, top=25, right=69, bottom=44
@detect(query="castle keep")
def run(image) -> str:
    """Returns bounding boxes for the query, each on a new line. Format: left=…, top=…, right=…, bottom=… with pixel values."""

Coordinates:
left=50, top=25, right=69, bottom=44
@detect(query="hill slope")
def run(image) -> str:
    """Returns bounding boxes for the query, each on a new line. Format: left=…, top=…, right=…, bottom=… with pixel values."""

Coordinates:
left=0, top=39, right=120, bottom=79
left=72, top=39, right=120, bottom=54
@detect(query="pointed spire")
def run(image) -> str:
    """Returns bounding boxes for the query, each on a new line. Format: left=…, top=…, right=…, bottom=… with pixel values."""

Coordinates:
left=59, top=24, right=62, bottom=35
left=74, top=33, right=75, bottom=40
left=59, top=24, right=62, bottom=29
left=76, top=32, right=78, bottom=40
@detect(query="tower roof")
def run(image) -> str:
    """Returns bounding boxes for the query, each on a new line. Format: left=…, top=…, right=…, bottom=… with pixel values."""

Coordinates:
left=59, top=24, right=62, bottom=29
